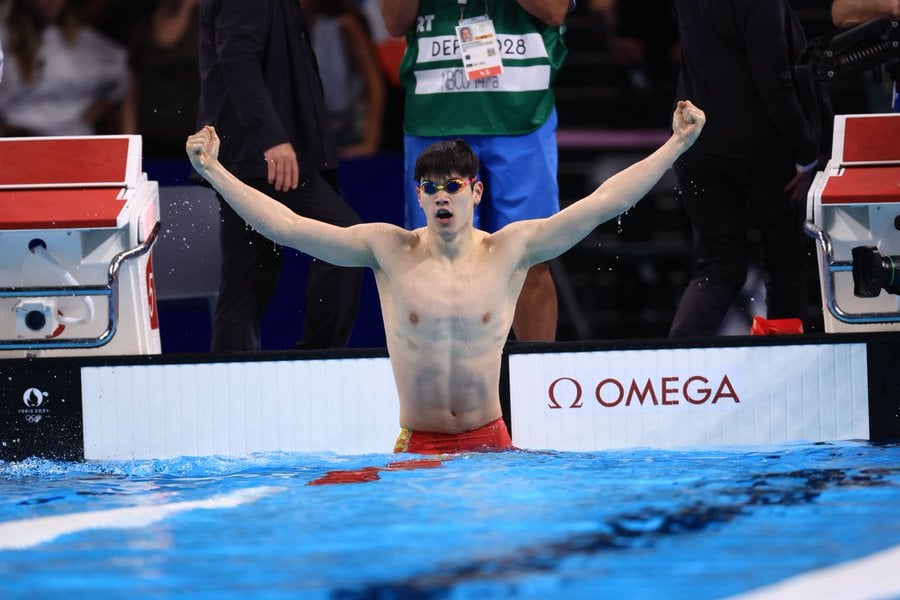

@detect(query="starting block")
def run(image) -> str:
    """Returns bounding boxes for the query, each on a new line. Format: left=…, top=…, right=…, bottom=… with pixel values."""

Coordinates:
left=0, top=136, right=161, bottom=356
left=806, top=113, right=900, bottom=332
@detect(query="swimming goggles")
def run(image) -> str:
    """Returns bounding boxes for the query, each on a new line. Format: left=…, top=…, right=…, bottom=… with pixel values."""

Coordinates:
left=418, top=178, right=474, bottom=194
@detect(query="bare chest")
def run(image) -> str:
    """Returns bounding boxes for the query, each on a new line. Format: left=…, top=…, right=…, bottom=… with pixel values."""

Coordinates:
left=382, top=254, right=518, bottom=340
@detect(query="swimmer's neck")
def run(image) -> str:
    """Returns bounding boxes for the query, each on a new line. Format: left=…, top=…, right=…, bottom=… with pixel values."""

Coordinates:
left=421, top=227, right=483, bottom=261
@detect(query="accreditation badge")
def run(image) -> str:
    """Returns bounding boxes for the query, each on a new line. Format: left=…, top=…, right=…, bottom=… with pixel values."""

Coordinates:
left=456, top=16, right=503, bottom=81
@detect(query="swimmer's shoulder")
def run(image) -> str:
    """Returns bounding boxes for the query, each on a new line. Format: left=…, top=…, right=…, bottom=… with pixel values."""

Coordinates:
left=357, top=222, right=422, bottom=252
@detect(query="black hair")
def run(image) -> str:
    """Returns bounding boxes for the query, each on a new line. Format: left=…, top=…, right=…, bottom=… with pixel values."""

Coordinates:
left=413, top=138, right=479, bottom=183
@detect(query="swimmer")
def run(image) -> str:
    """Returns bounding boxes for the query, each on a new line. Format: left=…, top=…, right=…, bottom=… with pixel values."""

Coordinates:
left=187, top=100, right=706, bottom=454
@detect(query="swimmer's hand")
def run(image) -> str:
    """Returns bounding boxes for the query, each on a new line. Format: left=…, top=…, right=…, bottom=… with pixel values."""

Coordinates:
left=672, top=100, right=706, bottom=149
left=186, top=125, right=221, bottom=178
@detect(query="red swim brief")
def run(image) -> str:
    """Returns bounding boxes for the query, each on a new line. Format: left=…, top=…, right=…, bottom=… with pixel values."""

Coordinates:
left=393, top=417, right=513, bottom=455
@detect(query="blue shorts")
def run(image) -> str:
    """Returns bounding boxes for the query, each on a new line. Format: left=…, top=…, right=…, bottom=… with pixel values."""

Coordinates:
left=403, top=109, right=560, bottom=232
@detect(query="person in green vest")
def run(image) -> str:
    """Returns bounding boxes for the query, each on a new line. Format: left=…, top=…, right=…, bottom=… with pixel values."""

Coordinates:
left=381, top=0, right=571, bottom=343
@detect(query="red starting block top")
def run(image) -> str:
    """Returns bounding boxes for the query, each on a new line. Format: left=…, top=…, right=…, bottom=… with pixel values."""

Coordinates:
left=0, top=136, right=139, bottom=188
left=832, top=114, right=900, bottom=165
left=820, top=165, right=900, bottom=205
left=0, top=136, right=143, bottom=230
left=0, top=188, right=125, bottom=230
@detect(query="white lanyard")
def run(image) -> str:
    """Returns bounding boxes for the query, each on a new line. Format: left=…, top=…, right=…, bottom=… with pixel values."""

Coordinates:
left=458, top=0, right=490, bottom=22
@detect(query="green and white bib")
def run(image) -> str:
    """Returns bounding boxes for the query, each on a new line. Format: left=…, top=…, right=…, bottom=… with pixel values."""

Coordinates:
left=400, top=0, right=567, bottom=136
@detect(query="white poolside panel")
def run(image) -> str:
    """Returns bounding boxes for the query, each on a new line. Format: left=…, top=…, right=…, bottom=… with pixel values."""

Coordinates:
left=510, top=343, right=869, bottom=451
left=81, top=357, right=399, bottom=460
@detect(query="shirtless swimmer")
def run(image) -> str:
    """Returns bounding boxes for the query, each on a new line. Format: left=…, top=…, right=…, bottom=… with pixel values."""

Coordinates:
left=186, top=100, right=706, bottom=454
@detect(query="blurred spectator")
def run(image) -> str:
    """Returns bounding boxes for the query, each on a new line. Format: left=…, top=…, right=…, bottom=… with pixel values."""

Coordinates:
left=359, top=0, right=405, bottom=151
left=569, top=0, right=680, bottom=128
left=0, top=0, right=129, bottom=136
left=581, top=0, right=617, bottom=44
left=832, top=0, right=900, bottom=26
left=301, top=0, right=385, bottom=158
left=70, top=0, right=153, bottom=46
left=122, top=0, right=200, bottom=158
left=609, top=0, right=680, bottom=125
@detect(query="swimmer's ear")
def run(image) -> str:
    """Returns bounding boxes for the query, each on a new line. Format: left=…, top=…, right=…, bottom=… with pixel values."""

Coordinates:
left=473, top=180, right=484, bottom=205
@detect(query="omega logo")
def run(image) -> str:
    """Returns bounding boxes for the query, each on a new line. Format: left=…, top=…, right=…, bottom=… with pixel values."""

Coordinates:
left=547, top=374, right=740, bottom=409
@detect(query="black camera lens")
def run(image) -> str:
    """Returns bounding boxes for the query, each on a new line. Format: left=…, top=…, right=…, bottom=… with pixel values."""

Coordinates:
left=25, top=310, right=48, bottom=331
left=852, top=246, right=900, bottom=297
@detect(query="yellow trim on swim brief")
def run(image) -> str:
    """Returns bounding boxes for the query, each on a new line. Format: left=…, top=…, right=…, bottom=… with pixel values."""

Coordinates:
left=393, top=427, right=412, bottom=453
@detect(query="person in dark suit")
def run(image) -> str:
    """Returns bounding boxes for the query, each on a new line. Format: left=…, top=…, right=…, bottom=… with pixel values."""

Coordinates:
left=198, top=0, right=363, bottom=351
left=668, top=0, right=829, bottom=337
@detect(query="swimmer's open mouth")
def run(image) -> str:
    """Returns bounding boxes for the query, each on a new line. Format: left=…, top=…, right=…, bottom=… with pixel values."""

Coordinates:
left=436, top=208, right=453, bottom=222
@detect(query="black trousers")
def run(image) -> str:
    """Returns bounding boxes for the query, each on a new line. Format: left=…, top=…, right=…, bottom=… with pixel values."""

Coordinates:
left=211, top=169, right=363, bottom=351
left=669, top=150, right=809, bottom=338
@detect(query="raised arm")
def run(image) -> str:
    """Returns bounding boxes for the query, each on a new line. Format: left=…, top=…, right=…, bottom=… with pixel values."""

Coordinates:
left=520, top=101, right=706, bottom=264
left=186, top=126, right=377, bottom=268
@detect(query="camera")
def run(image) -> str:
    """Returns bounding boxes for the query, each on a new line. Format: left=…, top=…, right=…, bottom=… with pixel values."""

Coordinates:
left=800, top=18, right=899, bottom=81
left=851, top=246, right=900, bottom=297
left=14, top=299, right=60, bottom=338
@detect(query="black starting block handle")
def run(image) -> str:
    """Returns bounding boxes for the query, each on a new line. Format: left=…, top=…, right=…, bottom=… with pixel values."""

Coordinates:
left=0, top=221, right=161, bottom=350
left=804, top=220, right=900, bottom=325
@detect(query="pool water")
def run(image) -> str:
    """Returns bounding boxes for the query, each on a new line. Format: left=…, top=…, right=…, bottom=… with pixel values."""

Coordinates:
left=1, top=442, right=899, bottom=598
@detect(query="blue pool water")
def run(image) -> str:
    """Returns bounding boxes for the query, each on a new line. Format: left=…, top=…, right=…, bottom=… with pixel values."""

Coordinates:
left=1, top=442, right=899, bottom=598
